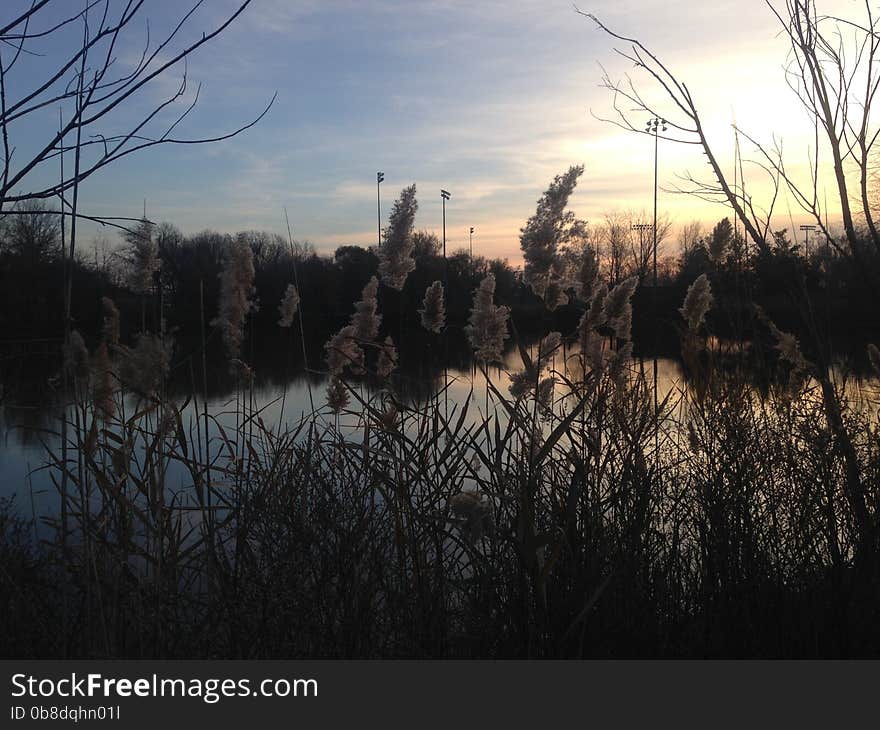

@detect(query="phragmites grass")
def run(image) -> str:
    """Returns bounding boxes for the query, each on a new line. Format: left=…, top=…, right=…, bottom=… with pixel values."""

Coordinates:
left=756, top=306, right=813, bottom=372
left=510, top=332, right=561, bottom=400
left=602, top=276, right=638, bottom=341
left=125, top=218, right=159, bottom=294
left=64, top=330, right=89, bottom=378
left=92, top=343, right=114, bottom=419
left=573, top=243, right=600, bottom=300
left=538, top=331, right=562, bottom=368
left=868, top=343, right=880, bottom=376
left=325, top=325, right=363, bottom=376
left=376, top=335, right=398, bottom=378
left=101, top=297, right=120, bottom=346
left=325, top=376, right=349, bottom=413
left=680, top=274, right=713, bottom=331
left=64, top=330, right=90, bottom=381
left=117, top=333, right=172, bottom=397
left=213, top=235, right=256, bottom=360
left=465, top=273, right=510, bottom=363
left=578, top=283, right=608, bottom=370
left=277, top=284, right=300, bottom=328
left=378, top=184, right=418, bottom=290
left=419, top=281, right=446, bottom=333
left=350, top=276, right=381, bottom=342
left=520, top=165, right=585, bottom=309
left=448, top=491, right=495, bottom=545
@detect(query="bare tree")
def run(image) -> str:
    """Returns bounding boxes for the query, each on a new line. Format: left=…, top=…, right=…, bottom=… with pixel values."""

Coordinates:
left=585, top=2, right=880, bottom=266
left=0, top=1, right=274, bottom=221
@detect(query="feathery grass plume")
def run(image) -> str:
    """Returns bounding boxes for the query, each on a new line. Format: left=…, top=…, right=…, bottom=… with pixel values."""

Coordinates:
left=230, top=359, right=255, bottom=386
left=213, top=235, right=256, bottom=360
left=573, top=244, right=600, bottom=300
left=680, top=274, right=713, bottom=331
left=277, top=284, right=300, bottom=327
left=508, top=332, right=560, bottom=400
left=537, top=376, right=555, bottom=412
left=376, top=335, right=398, bottom=378
left=868, top=343, right=880, bottom=376
left=100, top=297, right=120, bottom=346
left=602, top=276, right=638, bottom=341
left=378, top=184, right=418, bottom=290
left=118, top=333, right=172, bottom=397
left=350, top=276, right=381, bottom=341
left=755, top=306, right=813, bottom=371
left=609, top=340, right=633, bottom=382
left=537, top=331, right=562, bottom=369
left=465, top=273, right=510, bottom=362
left=419, top=280, right=446, bottom=333
left=378, top=401, right=399, bottom=431
left=520, top=165, right=584, bottom=308
left=64, top=330, right=90, bottom=381
left=125, top=217, right=159, bottom=294
left=577, top=283, right=609, bottom=371
left=325, top=376, right=349, bottom=413
left=449, top=491, right=495, bottom=544
left=92, top=343, right=114, bottom=419
left=508, top=369, right=534, bottom=400
left=324, top=325, right=363, bottom=375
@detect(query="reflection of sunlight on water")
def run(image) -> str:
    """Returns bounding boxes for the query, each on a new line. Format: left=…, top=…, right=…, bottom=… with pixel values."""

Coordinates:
left=5, top=344, right=880, bottom=520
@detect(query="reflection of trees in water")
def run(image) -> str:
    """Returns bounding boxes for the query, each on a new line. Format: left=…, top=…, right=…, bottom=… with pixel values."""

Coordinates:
left=3, top=329, right=880, bottom=450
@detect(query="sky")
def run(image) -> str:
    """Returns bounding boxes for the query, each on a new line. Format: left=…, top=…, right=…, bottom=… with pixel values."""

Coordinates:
left=4, top=0, right=858, bottom=262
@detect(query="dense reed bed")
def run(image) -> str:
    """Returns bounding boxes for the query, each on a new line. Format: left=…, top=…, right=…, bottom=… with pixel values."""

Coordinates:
left=3, top=174, right=879, bottom=659
left=2, top=295, right=879, bottom=658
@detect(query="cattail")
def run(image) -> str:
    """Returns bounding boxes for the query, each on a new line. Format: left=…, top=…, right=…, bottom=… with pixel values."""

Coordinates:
left=378, top=184, right=418, bottom=290
left=101, top=297, right=120, bottom=346
left=92, top=343, right=114, bottom=419
left=465, top=273, right=510, bottom=363
left=64, top=330, right=90, bottom=381
left=602, top=276, right=638, bottom=341
left=680, top=274, right=713, bottom=331
left=419, top=281, right=446, bottom=333
left=212, top=235, right=256, bottom=360
left=350, top=276, right=381, bottom=341
left=324, top=325, right=363, bottom=375
left=118, top=332, right=172, bottom=397
left=326, top=376, right=349, bottom=413
left=868, top=344, right=880, bottom=376
left=126, top=218, right=159, bottom=294
left=376, top=335, right=398, bottom=378
left=277, top=283, right=300, bottom=327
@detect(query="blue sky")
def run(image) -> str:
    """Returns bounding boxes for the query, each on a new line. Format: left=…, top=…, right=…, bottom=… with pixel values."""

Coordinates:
left=4, top=0, right=846, bottom=260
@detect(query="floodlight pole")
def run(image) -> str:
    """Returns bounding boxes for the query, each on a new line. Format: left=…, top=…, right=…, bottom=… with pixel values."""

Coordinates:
left=441, top=189, right=451, bottom=291
left=470, top=226, right=474, bottom=260
left=800, top=224, right=816, bottom=258
left=377, top=171, right=384, bottom=249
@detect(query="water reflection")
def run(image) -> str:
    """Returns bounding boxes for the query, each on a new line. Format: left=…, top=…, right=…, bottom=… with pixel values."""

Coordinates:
left=3, top=330, right=880, bottom=510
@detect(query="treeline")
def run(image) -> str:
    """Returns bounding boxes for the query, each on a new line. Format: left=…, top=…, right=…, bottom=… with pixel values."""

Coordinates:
left=1, top=203, right=879, bottom=362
